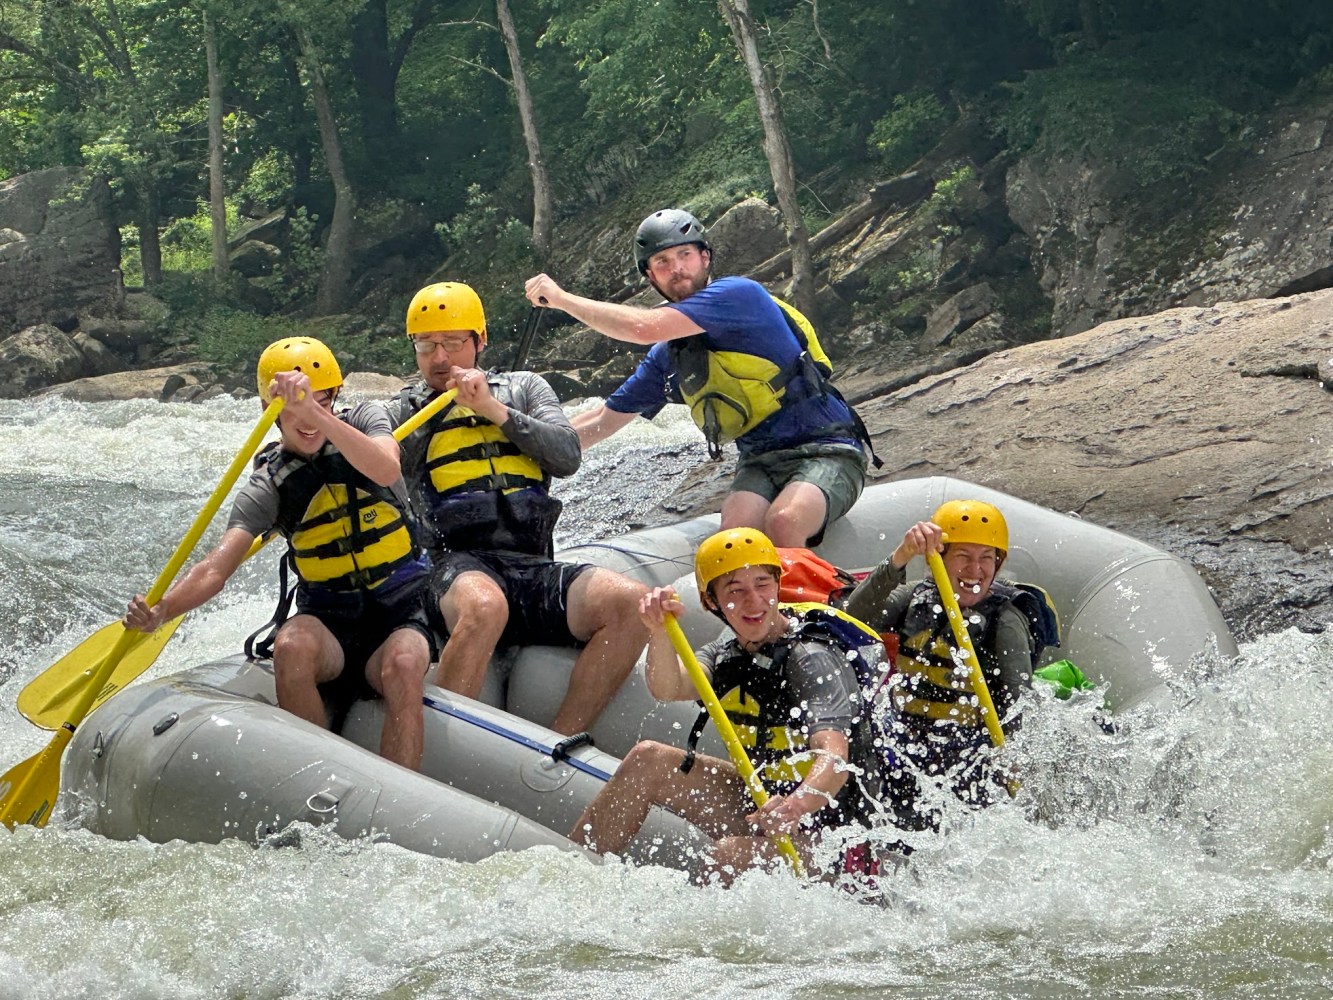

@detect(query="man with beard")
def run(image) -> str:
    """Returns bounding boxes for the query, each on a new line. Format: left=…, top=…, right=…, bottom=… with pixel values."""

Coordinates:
left=524, top=209, right=871, bottom=547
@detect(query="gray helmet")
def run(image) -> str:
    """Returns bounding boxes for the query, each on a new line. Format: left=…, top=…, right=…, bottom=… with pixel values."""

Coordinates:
left=634, top=209, right=711, bottom=274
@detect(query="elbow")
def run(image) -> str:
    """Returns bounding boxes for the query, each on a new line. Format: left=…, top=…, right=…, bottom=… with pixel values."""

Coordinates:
left=369, top=462, right=402, bottom=488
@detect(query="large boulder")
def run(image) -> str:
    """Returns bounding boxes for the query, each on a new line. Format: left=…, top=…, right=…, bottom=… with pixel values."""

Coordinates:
left=707, top=198, right=787, bottom=275
left=34, top=362, right=218, bottom=402
left=0, top=324, right=87, bottom=397
left=0, top=167, right=121, bottom=338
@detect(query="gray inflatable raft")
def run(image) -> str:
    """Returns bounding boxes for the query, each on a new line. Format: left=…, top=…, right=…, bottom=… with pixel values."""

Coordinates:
left=60, top=477, right=1234, bottom=863
left=59, top=656, right=709, bottom=869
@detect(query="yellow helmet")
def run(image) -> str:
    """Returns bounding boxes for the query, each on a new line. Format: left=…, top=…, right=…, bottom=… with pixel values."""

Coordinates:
left=694, top=527, right=782, bottom=603
left=932, top=499, right=1008, bottom=555
left=256, top=337, right=343, bottom=405
left=405, top=281, right=487, bottom=347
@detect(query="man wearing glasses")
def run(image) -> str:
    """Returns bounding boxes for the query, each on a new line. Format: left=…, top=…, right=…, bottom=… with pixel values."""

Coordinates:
left=390, top=282, right=647, bottom=736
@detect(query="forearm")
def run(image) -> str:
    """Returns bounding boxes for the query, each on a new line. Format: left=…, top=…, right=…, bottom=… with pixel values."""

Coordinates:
left=843, top=563, right=909, bottom=633
left=792, top=732, right=850, bottom=805
left=501, top=375, right=581, bottom=477
left=572, top=404, right=636, bottom=449
left=751, top=731, right=850, bottom=831
left=643, top=629, right=695, bottom=701
left=152, top=529, right=254, bottom=620
left=320, top=414, right=401, bottom=486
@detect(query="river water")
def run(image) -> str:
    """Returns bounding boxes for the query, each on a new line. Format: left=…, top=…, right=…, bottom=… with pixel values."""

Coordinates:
left=0, top=394, right=1329, bottom=1000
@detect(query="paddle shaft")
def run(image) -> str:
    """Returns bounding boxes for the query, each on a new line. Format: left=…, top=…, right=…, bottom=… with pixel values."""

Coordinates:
left=663, top=616, right=804, bottom=876
left=925, top=548, right=1006, bottom=749
left=18, top=386, right=461, bottom=731
left=0, top=398, right=286, bottom=828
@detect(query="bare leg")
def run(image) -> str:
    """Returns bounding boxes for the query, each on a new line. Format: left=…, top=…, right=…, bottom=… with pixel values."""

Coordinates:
left=720, top=489, right=771, bottom=533
left=271, top=613, right=344, bottom=729
left=555, top=567, right=648, bottom=735
left=365, top=626, right=431, bottom=770
left=433, top=570, right=508, bottom=693
left=762, top=481, right=829, bottom=547
left=707, top=832, right=811, bottom=887
left=570, top=742, right=750, bottom=855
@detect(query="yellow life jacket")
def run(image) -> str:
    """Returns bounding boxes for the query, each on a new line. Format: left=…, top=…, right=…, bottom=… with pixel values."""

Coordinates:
left=407, top=388, right=562, bottom=556
left=891, top=580, right=1058, bottom=727
left=894, top=628, right=985, bottom=726
left=424, top=403, right=546, bottom=499
left=265, top=444, right=422, bottom=593
left=670, top=294, right=834, bottom=459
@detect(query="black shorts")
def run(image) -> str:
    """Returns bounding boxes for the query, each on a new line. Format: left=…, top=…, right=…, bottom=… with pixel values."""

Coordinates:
left=430, top=549, right=592, bottom=648
left=295, top=585, right=437, bottom=716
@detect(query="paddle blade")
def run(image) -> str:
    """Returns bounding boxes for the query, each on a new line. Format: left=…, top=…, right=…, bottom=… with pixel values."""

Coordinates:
left=18, top=619, right=184, bottom=730
left=0, top=727, right=74, bottom=829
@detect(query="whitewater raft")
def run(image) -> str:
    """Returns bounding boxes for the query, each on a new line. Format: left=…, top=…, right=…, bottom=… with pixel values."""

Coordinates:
left=58, top=477, right=1238, bottom=863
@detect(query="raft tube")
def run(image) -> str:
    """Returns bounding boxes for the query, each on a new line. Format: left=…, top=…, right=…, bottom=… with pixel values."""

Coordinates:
left=507, top=477, right=1238, bottom=758
left=60, top=656, right=708, bottom=870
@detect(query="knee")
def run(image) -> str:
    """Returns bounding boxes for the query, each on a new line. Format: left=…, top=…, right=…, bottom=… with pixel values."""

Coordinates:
left=704, top=838, right=756, bottom=887
left=587, top=573, right=649, bottom=630
left=762, top=505, right=812, bottom=548
left=271, top=627, right=320, bottom=675
left=620, top=739, right=682, bottom=779
left=448, top=586, right=509, bottom=635
left=379, top=645, right=426, bottom=698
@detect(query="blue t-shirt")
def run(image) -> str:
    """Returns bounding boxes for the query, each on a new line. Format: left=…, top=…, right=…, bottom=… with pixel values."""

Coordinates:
left=604, top=276, right=861, bottom=458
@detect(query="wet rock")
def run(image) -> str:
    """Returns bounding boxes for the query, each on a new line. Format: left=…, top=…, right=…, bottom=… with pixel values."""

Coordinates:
left=0, top=324, right=85, bottom=397
left=920, top=283, right=996, bottom=350
left=0, top=167, right=121, bottom=338
left=36, top=362, right=215, bottom=402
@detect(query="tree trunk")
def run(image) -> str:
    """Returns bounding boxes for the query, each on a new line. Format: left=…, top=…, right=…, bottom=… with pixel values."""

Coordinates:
left=350, top=0, right=399, bottom=173
left=138, top=180, right=163, bottom=288
left=716, top=0, right=817, bottom=322
left=1079, top=0, right=1104, bottom=50
left=495, top=0, right=552, bottom=259
left=204, top=10, right=228, bottom=283
left=295, top=25, right=354, bottom=316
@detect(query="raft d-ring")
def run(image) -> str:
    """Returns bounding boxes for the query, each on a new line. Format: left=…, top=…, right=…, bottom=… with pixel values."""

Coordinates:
left=306, top=789, right=340, bottom=814
left=152, top=713, right=179, bottom=736
left=542, top=731, right=595, bottom=770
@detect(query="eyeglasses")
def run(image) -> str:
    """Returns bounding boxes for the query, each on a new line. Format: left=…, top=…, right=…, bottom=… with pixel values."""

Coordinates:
left=412, top=335, right=474, bottom=355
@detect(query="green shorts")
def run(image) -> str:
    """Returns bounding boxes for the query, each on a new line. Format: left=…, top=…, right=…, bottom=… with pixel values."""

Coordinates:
left=731, top=442, right=867, bottom=543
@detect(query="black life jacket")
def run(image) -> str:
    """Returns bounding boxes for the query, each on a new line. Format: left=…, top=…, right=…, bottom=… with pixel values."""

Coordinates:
left=893, top=579, right=1059, bottom=728
left=683, top=603, right=892, bottom=824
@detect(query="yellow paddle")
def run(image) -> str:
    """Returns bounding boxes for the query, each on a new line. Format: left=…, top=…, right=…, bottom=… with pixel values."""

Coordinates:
left=925, top=547, right=1006, bottom=749
left=17, top=535, right=270, bottom=728
left=16, top=387, right=457, bottom=730
left=0, top=397, right=286, bottom=829
left=663, top=615, right=804, bottom=877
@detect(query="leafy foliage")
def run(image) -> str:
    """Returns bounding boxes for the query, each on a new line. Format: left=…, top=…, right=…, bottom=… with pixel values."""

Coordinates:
left=868, top=93, right=956, bottom=173
left=2, top=0, right=1332, bottom=364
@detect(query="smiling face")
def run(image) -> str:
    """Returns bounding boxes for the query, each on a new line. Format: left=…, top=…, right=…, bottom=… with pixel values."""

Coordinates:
left=707, top=564, right=785, bottom=646
left=275, top=388, right=337, bottom=456
left=411, top=331, right=480, bottom=392
left=644, top=243, right=711, bottom=302
left=942, top=542, right=1001, bottom=608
